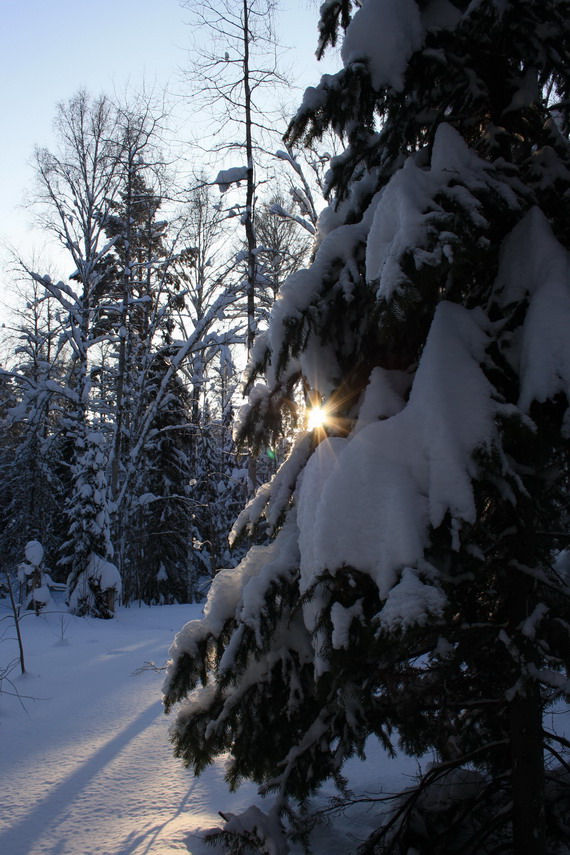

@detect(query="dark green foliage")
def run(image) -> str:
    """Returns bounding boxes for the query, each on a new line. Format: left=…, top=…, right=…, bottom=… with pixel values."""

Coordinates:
left=165, top=3, right=570, bottom=852
left=120, top=363, right=196, bottom=604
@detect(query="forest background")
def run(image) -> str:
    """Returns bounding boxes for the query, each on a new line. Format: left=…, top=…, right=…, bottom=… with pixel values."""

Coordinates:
left=0, top=0, right=333, bottom=285
left=0, top=0, right=335, bottom=609
left=3, top=2, right=570, bottom=853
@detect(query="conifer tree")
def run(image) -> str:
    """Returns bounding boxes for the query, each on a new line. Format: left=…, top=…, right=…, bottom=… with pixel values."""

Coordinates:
left=120, top=360, right=195, bottom=604
left=191, top=348, right=249, bottom=579
left=98, top=158, right=192, bottom=599
left=166, top=2, right=569, bottom=851
left=0, top=287, right=65, bottom=570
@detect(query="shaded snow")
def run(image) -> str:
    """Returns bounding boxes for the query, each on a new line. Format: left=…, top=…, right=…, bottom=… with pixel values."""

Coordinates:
left=378, top=567, right=447, bottom=631
left=214, top=166, right=248, bottom=193
left=494, top=207, right=570, bottom=427
left=365, top=124, right=518, bottom=299
left=331, top=599, right=364, bottom=649
left=298, top=431, right=428, bottom=601
left=67, top=553, right=122, bottom=614
left=0, top=604, right=227, bottom=855
left=24, top=540, right=44, bottom=567
left=353, top=366, right=410, bottom=430
left=341, top=0, right=424, bottom=92
left=298, top=302, right=496, bottom=610
left=90, top=553, right=122, bottom=592
left=0, top=601, right=422, bottom=855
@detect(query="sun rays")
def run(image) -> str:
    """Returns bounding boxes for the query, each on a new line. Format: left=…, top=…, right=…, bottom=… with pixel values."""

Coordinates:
left=307, top=404, right=327, bottom=431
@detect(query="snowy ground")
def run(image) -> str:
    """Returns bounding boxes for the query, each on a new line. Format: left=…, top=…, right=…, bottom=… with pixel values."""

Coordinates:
left=0, top=599, right=419, bottom=855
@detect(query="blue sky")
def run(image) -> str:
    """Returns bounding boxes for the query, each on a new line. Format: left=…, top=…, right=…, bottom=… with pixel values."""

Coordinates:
left=0, top=0, right=336, bottom=317
left=1, top=0, right=183, bottom=248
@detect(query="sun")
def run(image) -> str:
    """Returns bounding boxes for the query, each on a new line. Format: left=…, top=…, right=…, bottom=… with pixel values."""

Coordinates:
left=307, top=405, right=327, bottom=431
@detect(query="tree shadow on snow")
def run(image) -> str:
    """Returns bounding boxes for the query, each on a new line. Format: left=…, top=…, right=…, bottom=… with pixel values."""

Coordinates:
left=0, top=699, right=162, bottom=855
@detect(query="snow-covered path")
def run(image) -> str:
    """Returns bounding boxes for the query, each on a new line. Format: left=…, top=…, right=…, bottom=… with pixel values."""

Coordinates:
left=0, top=602, right=417, bottom=855
left=0, top=604, right=260, bottom=855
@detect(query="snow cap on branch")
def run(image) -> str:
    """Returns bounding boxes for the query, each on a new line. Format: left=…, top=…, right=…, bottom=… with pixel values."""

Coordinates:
left=341, top=0, right=424, bottom=92
left=214, top=166, right=249, bottom=194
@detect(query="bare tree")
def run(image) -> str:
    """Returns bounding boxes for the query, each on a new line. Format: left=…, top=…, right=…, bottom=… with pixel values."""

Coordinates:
left=254, top=192, right=313, bottom=323
left=175, top=180, right=236, bottom=451
left=182, top=0, right=288, bottom=492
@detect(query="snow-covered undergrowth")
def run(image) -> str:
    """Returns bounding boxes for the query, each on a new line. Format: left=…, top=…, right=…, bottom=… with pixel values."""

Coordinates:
left=0, top=600, right=419, bottom=855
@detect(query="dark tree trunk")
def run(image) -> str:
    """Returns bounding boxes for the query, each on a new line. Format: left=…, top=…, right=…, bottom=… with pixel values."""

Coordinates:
left=509, top=681, right=546, bottom=854
left=508, top=507, right=546, bottom=854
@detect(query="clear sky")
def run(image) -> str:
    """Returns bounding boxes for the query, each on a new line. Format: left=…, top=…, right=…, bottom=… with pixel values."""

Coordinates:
left=0, top=0, right=337, bottom=319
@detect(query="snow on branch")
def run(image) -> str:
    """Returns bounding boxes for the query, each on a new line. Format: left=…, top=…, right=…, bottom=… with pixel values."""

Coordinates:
left=214, top=166, right=249, bottom=193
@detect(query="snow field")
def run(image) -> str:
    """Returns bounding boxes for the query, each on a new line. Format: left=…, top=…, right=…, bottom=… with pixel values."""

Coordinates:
left=0, top=603, right=248, bottom=854
left=0, top=602, right=419, bottom=855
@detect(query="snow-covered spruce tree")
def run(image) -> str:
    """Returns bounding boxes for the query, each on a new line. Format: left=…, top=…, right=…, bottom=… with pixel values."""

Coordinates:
left=17, top=540, right=53, bottom=615
left=61, top=425, right=120, bottom=618
left=0, top=286, right=66, bottom=571
left=98, top=162, right=192, bottom=603
left=192, top=390, right=249, bottom=578
left=121, top=361, right=195, bottom=605
left=164, top=2, right=570, bottom=852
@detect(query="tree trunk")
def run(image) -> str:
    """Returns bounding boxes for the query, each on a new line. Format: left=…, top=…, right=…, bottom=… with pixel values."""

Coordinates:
left=508, top=508, right=546, bottom=854
left=243, top=0, right=256, bottom=356
left=243, top=0, right=258, bottom=496
left=509, top=680, right=546, bottom=854
left=4, top=568, right=26, bottom=674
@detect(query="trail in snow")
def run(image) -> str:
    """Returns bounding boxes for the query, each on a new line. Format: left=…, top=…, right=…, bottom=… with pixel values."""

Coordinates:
left=0, top=601, right=418, bottom=855
left=0, top=604, right=257, bottom=855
